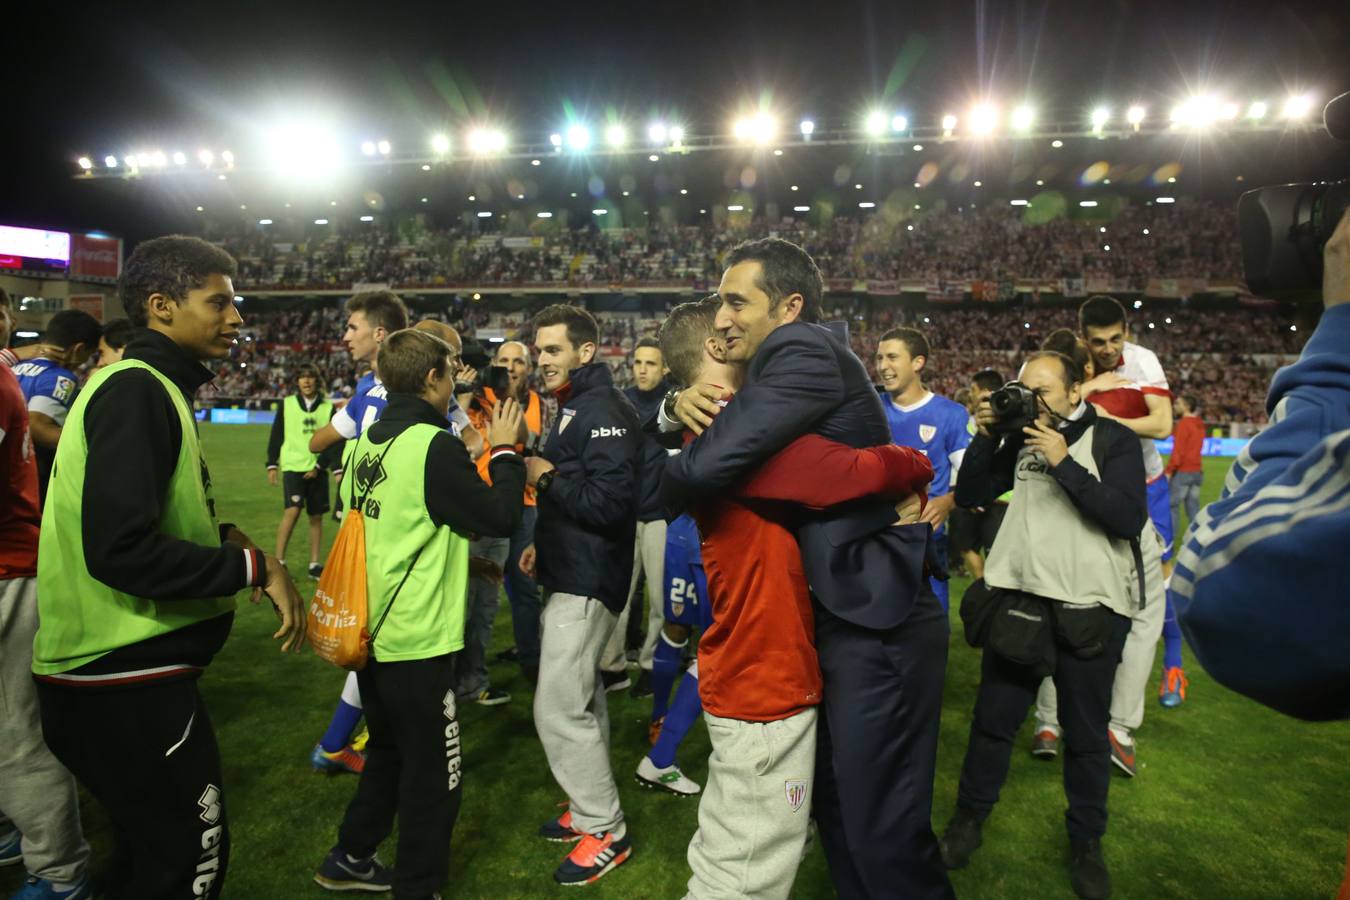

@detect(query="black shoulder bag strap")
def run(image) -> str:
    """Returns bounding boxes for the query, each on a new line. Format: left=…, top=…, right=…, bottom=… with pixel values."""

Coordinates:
left=1090, top=423, right=1147, bottom=608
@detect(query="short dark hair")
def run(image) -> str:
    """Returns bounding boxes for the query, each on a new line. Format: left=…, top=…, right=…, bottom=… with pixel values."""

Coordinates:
left=346, top=291, right=409, bottom=334
left=44, top=309, right=103, bottom=350
left=724, top=238, right=824, bottom=323
left=101, top=318, right=135, bottom=351
left=378, top=329, right=453, bottom=395
left=532, top=304, right=599, bottom=349
left=659, top=296, right=720, bottom=387
left=634, top=337, right=661, bottom=353
left=1026, top=350, right=1082, bottom=389
left=118, top=235, right=238, bottom=328
left=296, top=364, right=321, bottom=382
left=1078, top=295, right=1127, bottom=333
left=878, top=327, right=930, bottom=364
left=1183, top=394, right=1200, bottom=413
left=1040, top=328, right=1092, bottom=379
left=971, top=368, right=1005, bottom=392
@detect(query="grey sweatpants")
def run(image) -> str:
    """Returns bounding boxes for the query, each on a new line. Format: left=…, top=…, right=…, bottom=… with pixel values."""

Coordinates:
left=534, top=592, right=624, bottom=835
left=0, top=577, right=89, bottom=885
left=1036, top=521, right=1167, bottom=736
left=602, top=519, right=668, bottom=673
left=684, top=708, right=817, bottom=900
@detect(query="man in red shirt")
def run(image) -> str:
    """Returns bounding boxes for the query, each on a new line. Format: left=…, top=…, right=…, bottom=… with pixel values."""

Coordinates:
left=658, top=297, right=933, bottom=898
left=1166, top=394, right=1205, bottom=546
left=0, top=305, right=91, bottom=898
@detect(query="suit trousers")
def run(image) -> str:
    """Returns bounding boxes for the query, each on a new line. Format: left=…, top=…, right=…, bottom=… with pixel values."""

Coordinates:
left=813, top=589, right=954, bottom=900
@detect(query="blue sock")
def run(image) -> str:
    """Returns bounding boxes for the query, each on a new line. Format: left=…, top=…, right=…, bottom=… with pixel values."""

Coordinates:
left=320, top=700, right=363, bottom=753
left=650, top=671, right=702, bottom=769
left=651, top=633, right=686, bottom=721
left=1162, top=591, right=1185, bottom=670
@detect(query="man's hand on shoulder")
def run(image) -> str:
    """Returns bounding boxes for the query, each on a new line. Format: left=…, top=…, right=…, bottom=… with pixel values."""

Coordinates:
left=672, top=383, right=726, bottom=435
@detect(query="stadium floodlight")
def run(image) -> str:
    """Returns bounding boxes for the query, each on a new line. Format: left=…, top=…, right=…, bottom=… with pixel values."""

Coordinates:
left=1127, top=105, right=1146, bottom=127
left=973, top=180, right=983, bottom=187
left=1051, top=139, right=1063, bottom=148
left=1011, top=105, right=1035, bottom=132
left=104, top=155, right=118, bottom=168
left=1282, top=94, right=1314, bottom=119
left=221, top=150, right=234, bottom=166
left=864, top=111, right=888, bottom=136
left=668, top=125, right=685, bottom=144
left=800, top=119, right=815, bottom=137
left=549, top=133, right=563, bottom=149
left=970, top=104, right=999, bottom=135
left=566, top=124, right=591, bottom=151
left=1090, top=107, right=1110, bottom=132
left=172, top=151, right=187, bottom=165
left=733, top=113, right=777, bottom=144
left=537, top=212, right=553, bottom=218
left=892, top=114, right=908, bottom=132
left=859, top=201, right=876, bottom=209
left=1220, top=101, right=1240, bottom=120
left=604, top=124, right=628, bottom=148
left=377, top=140, right=391, bottom=156
left=467, top=128, right=507, bottom=155
left=794, top=205, right=810, bottom=212
left=77, top=156, right=93, bottom=170
left=790, top=184, right=799, bottom=191
left=1248, top=101, right=1268, bottom=120
left=727, top=204, right=745, bottom=211
left=197, top=149, right=213, bottom=167
left=421, top=164, right=432, bottom=171
left=476, top=211, right=493, bottom=218
left=361, top=140, right=376, bottom=156
left=1079, top=200, right=1099, bottom=207
left=266, top=124, right=340, bottom=177
left=592, top=209, right=608, bottom=215
left=941, top=114, right=958, bottom=132
left=648, top=123, right=668, bottom=144
left=1156, top=196, right=1175, bottom=203
left=360, top=215, right=374, bottom=222
left=1010, top=199, right=1029, bottom=206
left=431, top=134, right=451, bottom=154
left=146, top=151, right=168, bottom=168
left=124, top=154, right=138, bottom=168
left=258, top=219, right=273, bottom=225
left=913, top=143, right=923, bottom=151
left=649, top=154, right=659, bottom=162
left=314, top=218, right=329, bottom=225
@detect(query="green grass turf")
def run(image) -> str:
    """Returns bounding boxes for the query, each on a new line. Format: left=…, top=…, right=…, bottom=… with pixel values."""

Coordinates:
left=6, top=429, right=1348, bottom=898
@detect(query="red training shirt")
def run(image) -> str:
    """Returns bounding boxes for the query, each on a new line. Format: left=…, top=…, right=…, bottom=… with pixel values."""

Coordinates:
left=0, top=364, right=41, bottom=578
left=1167, top=415, right=1205, bottom=475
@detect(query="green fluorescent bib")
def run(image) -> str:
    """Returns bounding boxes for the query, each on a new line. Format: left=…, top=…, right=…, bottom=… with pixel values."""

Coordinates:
left=280, top=394, right=333, bottom=473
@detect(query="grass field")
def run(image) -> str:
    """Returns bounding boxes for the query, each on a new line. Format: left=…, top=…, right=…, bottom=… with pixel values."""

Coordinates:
left=5, top=425, right=1348, bottom=899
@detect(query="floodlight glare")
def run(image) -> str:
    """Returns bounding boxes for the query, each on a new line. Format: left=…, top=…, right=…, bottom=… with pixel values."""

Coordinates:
left=891, top=115, right=908, bottom=132
left=566, top=125, right=591, bottom=151
left=1011, top=105, right=1035, bottom=132
left=467, top=128, right=507, bottom=155
left=1247, top=101, right=1268, bottom=120
left=668, top=125, right=685, bottom=143
left=1220, top=101, right=1240, bottom=120
left=431, top=134, right=451, bottom=154
left=220, top=150, right=234, bottom=165
left=1282, top=94, right=1314, bottom=119
left=800, top=119, right=815, bottom=136
left=1090, top=107, right=1110, bottom=130
left=648, top=123, right=668, bottom=143
left=77, top=157, right=93, bottom=170
left=147, top=151, right=167, bottom=168
left=941, top=114, right=958, bottom=131
left=361, top=141, right=376, bottom=156
left=1127, top=105, right=1146, bottom=126
left=198, top=149, right=214, bottom=167
left=733, top=113, right=776, bottom=144
left=605, top=124, right=627, bottom=147
left=104, top=155, right=118, bottom=168
left=360, top=215, right=375, bottom=222
left=377, top=139, right=391, bottom=155
left=864, top=111, right=887, bottom=136
left=970, top=104, right=999, bottom=135
left=549, top=133, right=563, bottom=148
left=124, top=154, right=138, bottom=168
left=172, top=151, right=187, bottom=165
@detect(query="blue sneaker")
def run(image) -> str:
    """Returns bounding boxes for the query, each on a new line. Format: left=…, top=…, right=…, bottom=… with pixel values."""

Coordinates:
left=9, top=876, right=92, bottom=900
left=313, top=846, right=392, bottom=893
left=554, top=830, right=632, bottom=886
left=0, top=830, right=20, bottom=868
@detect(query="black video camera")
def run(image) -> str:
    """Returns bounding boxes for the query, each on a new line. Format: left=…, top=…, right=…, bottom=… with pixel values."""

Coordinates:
left=455, top=335, right=512, bottom=397
left=987, top=381, right=1040, bottom=435
left=1238, top=91, right=1350, bottom=295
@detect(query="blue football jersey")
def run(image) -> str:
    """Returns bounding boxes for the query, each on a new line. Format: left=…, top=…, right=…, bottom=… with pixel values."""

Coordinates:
left=13, top=357, right=79, bottom=496
left=880, top=390, right=973, bottom=498
left=333, top=376, right=469, bottom=440
left=663, top=513, right=712, bottom=630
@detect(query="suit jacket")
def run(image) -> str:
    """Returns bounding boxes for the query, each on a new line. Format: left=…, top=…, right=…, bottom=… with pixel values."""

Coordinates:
left=662, top=321, right=935, bottom=630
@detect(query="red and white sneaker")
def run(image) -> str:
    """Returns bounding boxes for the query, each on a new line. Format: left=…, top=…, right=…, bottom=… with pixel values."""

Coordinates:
left=554, top=830, right=632, bottom=886
left=538, top=806, right=583, bottom=843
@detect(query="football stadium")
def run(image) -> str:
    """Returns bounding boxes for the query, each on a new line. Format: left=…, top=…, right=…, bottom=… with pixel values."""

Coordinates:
left=1, top=4, right=1348, bottom=899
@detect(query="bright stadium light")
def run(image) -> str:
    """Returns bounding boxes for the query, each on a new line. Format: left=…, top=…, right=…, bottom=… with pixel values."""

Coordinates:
left=648, top=122, right=668, bottom=144
left=1079, top=200, right=1099, bottom=207
left=258, top=219, right=273, bottom=225
left=913, top=143, right=923, bottom=151
left=1220, top=101, right=1240, bottom=120
left=377, top=139, right=391, bottom=155
left=431, top=134, right=451, bottom=154
left=891, top=114, right=908, bottom=132
left=124, top=154, right=138, bottom=168
left=800, top=119, right=815, bottom=137
left=1090, top=107, right=1110, bottom=132
left=1127, top=105, right=1146, bottom=127
left=104, top=155, right=118, bottom=168
left=220, top=150, right=234, bottom=166
left=197, top=149, right=214, bottom=167
left=1156, top=196, right=1175, bottom=203
left=1011, top=105, right=1035, bottom=132
left=668, top=125, right=685, bottom=144
left=941, top=114, right=958, bottom=132
left=537, top=212, right=553, bottom=218
left=592, top=209, right=608, bottom=215
left=467, top=128, right=507, bottom=155
left=171, top=151, right=187, bottom=165
left=604, top=124, right=628, bottom=148
left=794, top=205, right=810, bottom=212
left=1248, top=100, right=1268, bottom=120
left=1010, top=199, right=1029, bottom=206
left=314, top=218, right=329, bottom=225
left=549, top=133, right=563, bottom=148
left=1283, top=94, right=1314, bottom=119
left=360, top=215, right=375, bottom=222
left=864, top=111, right=888, bottom=136
left=727, top=205, right=745, bottom=211
left=477, top=211, right=493, bottom=218
left=146, top=151, right=168, bottom=168
left=361, top=140, right=376, bottom=156
left=77, top=156, right=93, bottom=170
left=859, top=201, right=876, bottom=209
left=733, top=113, right=777, bottom=144
left=266, top=124, right=341, bottom=177
left=566, top=124, right=591, bottom=151
left=970, top=104, right=999, bottom=135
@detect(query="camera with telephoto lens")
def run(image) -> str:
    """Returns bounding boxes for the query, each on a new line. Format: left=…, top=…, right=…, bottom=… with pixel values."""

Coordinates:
left=1238, top=91, right=1350, bottom=295
left=987, top=381, right=1040, bottom=435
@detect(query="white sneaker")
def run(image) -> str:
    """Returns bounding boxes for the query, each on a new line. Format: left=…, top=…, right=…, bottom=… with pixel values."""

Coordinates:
left=635, top=755, right=701, bottom=796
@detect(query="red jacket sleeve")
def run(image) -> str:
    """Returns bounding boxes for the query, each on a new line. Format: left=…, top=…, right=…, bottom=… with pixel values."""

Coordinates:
left=733, top=434, right=934, bottom=508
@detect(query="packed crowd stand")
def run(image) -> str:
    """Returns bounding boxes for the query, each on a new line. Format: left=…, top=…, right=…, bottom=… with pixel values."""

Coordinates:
left=212, top=200, right=1242, bottom=292
left=210, top=302, right=1302, bottom=428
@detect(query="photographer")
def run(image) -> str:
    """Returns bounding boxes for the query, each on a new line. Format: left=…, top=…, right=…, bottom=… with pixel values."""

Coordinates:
left=940, top=351, right=1147, bottom=900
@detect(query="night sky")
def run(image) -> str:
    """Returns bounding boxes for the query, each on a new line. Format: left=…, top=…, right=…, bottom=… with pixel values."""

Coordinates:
left=3, top=0, right=1347, bottom=239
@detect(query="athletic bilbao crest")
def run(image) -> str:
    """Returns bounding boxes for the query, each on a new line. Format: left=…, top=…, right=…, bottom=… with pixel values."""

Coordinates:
left=785, top=780, right=808, bottom=813
left=353, top=451, right=389, bottom=495
left=919, top=424, right=937, bottom=443
left=558, top=408, right=576, bottom=434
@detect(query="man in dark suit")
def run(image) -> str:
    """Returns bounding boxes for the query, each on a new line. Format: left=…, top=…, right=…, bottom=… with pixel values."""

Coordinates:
left=662, top=238, right=953, bottom=899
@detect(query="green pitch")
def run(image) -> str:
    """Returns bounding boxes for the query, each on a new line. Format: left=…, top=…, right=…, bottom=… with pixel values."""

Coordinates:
left=6, top=427, right=1347, bottom=898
